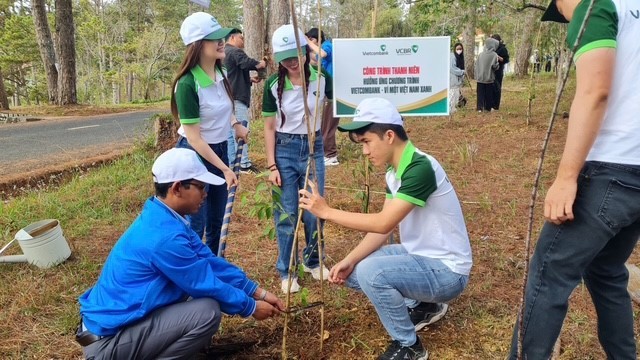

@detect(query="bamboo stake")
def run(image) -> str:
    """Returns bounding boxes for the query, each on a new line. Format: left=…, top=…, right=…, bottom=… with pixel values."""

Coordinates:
left=281, top=0, right=326, bottom=357
left=370, top=0, right=377, bottom=38
left=313, top=3, right=326, bottom=353
left=363, top=0, right=377, bottom=214
left=517, top=2, right=596, bottom=358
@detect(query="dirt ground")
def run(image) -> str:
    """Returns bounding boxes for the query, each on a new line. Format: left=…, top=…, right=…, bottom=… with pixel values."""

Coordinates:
left=1, top=75, right=638, bottom=359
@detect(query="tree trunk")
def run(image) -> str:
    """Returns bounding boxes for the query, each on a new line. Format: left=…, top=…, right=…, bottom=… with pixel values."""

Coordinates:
left=553, top=25, right=569, bottom=96
left=244, top=0, right=266, bottom=121
left=31, top=0, right=59, bottom=104
left=127, top=72, right=134, bottom=102
left=0, top=66, right=9, bottom=110
left=555, top=47, right=570, bottom=96
left=514, top=11, right=538, bottom=78
left=462, top=4, right=476, bottom=79
left=267, top=0, right=290, bottom=72
left=55, top=0, right=78, bottom=105
left=98, top=35, right=106, bottom=104
left=110, top=55, right=119, bottom=104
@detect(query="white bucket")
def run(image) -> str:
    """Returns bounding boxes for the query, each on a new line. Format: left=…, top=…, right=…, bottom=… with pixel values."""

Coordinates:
left=0, top=219, right=71, bottom=269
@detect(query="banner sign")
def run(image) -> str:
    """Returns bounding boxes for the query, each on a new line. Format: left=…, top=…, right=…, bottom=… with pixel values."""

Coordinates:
left=333, top=37, right=450, bottom=117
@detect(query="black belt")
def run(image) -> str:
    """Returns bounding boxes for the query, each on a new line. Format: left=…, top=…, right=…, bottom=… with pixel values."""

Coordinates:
left=75, top=322, right=108, bottom=347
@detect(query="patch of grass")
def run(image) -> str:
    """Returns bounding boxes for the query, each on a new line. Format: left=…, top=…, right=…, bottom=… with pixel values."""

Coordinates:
left=0, top=145, right=157, bottom=358
left=454, top=140, right=479, bottom=166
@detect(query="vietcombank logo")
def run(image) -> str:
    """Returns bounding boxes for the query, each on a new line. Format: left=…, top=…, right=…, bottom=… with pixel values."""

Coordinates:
left=396, top=44, right=419, bottom=55
left=362, top=44, right=389, bottom=56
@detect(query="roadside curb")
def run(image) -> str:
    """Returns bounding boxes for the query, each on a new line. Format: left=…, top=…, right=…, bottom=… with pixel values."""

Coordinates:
left=0, top=152, right=130, bottom=201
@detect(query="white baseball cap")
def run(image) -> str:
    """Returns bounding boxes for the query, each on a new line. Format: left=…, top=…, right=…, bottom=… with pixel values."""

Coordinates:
left=180, top=12, right=234, bottom=46
left=338, top=98, right=403, bottom=132
left=272, top=24, right=307, bottom=63
left=152, top=148, right=224, bottom=185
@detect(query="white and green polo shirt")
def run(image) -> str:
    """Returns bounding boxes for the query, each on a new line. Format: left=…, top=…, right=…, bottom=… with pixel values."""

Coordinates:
left=386, top=141, right=472, bottom=275
left=568, top=0, right=640, bottom=165
left=262, top=67, right=333, bottom=134
left=175, top=65, right=234, bottom=144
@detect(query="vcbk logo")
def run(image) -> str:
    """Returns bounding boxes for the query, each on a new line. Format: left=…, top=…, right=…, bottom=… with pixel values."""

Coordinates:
left=396, top=44, right=419, bottom=55
left=380, top=44, right=387, bottom=51
left=283, top=37, right=289, bottom=43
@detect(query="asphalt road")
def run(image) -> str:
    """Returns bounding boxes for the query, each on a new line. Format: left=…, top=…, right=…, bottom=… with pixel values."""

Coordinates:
left=0, top=111, right=160, bottom=170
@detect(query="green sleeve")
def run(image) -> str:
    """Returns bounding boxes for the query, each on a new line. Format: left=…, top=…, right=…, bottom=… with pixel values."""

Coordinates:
left=322, top=69, right=333, bottom=100
left=262, top=75, right=278, bottom=117
left=385, top=185, right=393, bottom=199
left=396, top=160, right=437, bottom=207
left=567, top=0, right=618, bottom=61
left=175, top=75, right=201, bottom=124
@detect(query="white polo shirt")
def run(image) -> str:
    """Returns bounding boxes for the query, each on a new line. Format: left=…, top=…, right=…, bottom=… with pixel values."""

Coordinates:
left=386, top=141, right=472, bottom=275
left=175, top=65, right=233, bottom=144
left=568, top=0, right=640, bottom=165
left=262, top=66, right=333, bottom=134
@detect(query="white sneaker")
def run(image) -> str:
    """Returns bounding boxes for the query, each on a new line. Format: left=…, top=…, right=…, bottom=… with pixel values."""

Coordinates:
left=281, top=277, right=301, bottom=294
left=303, top=264, right=330, bottom=280
left=324, top=156, right=339, bottom=166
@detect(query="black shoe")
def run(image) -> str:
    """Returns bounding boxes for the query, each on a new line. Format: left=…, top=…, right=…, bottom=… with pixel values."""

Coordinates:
left=408, top=302, right=448, bottom=331
left=378, top=337, right=428, bottom=360
left=239, top=165, right=260, bottom=175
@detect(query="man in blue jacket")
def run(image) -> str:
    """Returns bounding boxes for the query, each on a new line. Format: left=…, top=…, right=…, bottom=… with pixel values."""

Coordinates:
left=77, top=148, right=284, bottom=359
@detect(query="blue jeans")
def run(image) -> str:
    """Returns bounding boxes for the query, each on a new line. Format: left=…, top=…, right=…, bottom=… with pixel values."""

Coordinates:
left=274, top=131, right=325, bottom=278
left=509, top=161, right=640, bottom=360
left=227, top=101, right=251, bottom=168
left=176, top=137, right=228, bottom=255
left=346, top=244, right=468, bottom=346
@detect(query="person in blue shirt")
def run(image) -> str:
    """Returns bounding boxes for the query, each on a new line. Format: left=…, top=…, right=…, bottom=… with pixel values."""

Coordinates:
left=306, top=28, right=341, bottom=167
left=77, top=148, right=284, bottom=360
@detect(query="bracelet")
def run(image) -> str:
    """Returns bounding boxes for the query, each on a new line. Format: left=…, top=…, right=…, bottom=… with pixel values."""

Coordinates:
left=231, top=121, right=241, bottom=127
left=260, top=289, right=268, bottom=301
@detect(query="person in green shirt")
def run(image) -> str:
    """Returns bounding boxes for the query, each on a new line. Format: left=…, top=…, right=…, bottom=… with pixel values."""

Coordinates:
left=170, top=12, right=248, bottom=254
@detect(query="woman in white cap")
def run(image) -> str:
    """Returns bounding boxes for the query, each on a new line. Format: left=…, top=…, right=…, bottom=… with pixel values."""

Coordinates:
left=262, top=24, right=332, bottom=294
left=170, top=12, right=248, bottom=255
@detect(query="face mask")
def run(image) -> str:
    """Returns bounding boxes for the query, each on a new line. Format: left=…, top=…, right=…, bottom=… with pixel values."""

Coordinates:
left=456, top=50, right=463, bottom=55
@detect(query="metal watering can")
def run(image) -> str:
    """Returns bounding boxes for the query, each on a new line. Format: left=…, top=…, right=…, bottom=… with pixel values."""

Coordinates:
left=0, top=219, right=71, bottom=269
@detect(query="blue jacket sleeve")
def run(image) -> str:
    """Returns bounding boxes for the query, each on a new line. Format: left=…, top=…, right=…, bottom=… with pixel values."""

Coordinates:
left=321, top=41, right=332, bottom=58
left=151, top=233, right=257, bottom=317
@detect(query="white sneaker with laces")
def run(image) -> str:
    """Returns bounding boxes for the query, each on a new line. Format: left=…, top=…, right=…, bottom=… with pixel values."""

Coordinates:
left=303, top=264, right=329, bottom=280
left=281, top=277, right=300, bottom=294
left=324, top=156, right=339, bottom=166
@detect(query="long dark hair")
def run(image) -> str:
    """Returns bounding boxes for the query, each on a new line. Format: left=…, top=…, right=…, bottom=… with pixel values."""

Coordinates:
left=276, top=46, right=311, bottom=128
left=453, top=42, right=465, bottom=70
left=305, top=28, right=326, bottom=43
left=170, top=40, right=234, bottom=122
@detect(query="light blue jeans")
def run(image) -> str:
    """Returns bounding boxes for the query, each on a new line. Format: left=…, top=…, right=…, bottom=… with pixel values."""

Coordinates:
left=274, top=131, right=325, bottom=279
left=176, top=137, right=228, bottom=255
left=227, top=101, right=251, bottom=168
left=346, top=244, right=469, bottom=346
